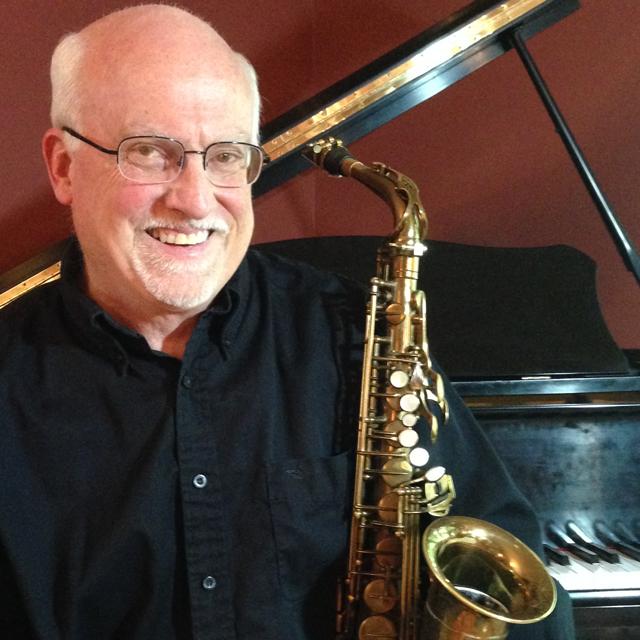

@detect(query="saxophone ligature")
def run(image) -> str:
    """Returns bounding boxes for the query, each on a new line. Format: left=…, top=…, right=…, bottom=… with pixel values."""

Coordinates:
left=303, top=138, right=556, bottom=640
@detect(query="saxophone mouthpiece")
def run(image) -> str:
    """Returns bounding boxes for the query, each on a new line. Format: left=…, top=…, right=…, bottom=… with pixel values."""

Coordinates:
left=302, top=137, right=353, bottom=176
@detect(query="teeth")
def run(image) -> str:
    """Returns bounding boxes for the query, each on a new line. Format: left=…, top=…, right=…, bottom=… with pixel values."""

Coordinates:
left=149, top=229, right=210, bottom=245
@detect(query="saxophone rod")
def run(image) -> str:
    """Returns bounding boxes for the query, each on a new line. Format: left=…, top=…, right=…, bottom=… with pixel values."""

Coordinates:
left=510, top=28, right=640, bottom=287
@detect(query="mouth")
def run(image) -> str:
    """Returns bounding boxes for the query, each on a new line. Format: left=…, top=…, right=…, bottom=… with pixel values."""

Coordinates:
left=146, top=228, right=212, bottom=246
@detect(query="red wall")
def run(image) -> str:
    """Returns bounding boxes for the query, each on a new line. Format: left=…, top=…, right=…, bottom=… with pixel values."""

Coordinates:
left=2, top=1, right=639, bottom=347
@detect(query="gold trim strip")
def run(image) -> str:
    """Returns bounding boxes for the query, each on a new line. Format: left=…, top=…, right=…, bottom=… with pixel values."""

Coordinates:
left=0, top=262, right=62, bottom=309
left=263, top=0, right=548, bottom=160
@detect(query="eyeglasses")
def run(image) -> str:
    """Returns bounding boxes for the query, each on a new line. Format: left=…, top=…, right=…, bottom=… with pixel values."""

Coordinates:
left=62, top=126, right=269, bottom=188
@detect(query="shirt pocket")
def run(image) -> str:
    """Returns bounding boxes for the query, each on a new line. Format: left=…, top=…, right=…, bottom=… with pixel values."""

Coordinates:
left=265, top=450, right=352, bottom=603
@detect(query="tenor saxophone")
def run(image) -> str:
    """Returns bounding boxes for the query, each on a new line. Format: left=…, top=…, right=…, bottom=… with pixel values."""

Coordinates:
left=303, top=139, right=556, bottom=640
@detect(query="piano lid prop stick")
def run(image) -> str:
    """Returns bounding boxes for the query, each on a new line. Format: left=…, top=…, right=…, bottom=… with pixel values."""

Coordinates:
left=510, top=28, right=640, bottom=287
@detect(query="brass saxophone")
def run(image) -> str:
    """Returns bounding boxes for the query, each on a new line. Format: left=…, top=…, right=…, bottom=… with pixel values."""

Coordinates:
left=303, top=139, right=557, bottom=640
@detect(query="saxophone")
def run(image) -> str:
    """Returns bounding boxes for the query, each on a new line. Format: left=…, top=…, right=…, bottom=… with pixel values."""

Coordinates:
left=303, top=139, right=556, bottom=640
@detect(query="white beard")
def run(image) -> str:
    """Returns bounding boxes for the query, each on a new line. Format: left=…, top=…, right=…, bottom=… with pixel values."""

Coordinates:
left=132, top=231, right=229, bottom=310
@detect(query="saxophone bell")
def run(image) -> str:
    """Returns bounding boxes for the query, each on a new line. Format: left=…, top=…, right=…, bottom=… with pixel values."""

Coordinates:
left=422, top=517, right=557, bottom=640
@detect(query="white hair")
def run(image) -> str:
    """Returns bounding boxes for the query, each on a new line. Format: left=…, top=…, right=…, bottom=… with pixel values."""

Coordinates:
left=49, top=30, right=85, bottom=130
left=49, top=11, right=262, bottom=142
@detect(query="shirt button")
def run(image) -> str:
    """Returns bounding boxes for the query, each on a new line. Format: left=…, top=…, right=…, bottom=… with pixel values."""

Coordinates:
left=182, top=375, right=193, bottom=389
left=193, top=473, right=208, bottom=489
left=202, top=576, right=217, bottom=590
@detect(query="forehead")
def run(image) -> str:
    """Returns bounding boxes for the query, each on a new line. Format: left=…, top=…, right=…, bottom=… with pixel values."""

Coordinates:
left=88, top=66, right=255, bottom=142
left=78, top=19, right=256, bottom=141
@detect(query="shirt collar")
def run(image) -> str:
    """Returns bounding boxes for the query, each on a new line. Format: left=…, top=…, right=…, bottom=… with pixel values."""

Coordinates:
left=58, top=238, right=250, bottom=371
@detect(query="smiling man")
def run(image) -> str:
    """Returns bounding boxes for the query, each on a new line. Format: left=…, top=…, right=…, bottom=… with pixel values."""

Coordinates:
left=42, top=5, right=260, bottom=358
left=0, top=4, right=576, bottom=640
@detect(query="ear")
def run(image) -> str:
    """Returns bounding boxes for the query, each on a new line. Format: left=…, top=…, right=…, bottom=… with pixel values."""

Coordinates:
left=42, top=128, right=74, bottom=205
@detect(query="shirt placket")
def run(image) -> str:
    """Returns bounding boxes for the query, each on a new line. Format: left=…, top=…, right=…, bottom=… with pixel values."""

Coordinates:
left=176, top=354, right=236, bottom=640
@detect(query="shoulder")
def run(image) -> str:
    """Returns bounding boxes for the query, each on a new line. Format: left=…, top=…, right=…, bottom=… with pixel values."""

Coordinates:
left=0, top=281, right=63, bottom=354
left=245, top=246, right=367, bottom=303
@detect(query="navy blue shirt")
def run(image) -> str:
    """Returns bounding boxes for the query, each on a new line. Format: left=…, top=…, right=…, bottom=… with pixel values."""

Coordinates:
left=0, top=242, right=574, bottom=639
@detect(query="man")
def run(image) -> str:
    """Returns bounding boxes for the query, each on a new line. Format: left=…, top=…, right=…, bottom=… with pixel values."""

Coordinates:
left=0, top=4, right=574, bottom=640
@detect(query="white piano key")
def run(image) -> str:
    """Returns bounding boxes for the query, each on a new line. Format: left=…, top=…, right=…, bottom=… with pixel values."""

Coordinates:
left=548, top=552, right=640, bottom=592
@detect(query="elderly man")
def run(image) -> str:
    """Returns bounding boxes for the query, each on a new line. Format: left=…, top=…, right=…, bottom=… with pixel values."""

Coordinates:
left=0, top=4, right=574, bottom=640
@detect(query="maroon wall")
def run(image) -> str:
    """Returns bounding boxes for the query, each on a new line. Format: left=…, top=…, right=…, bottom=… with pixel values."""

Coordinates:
left=2, top=1, right=639, bottom=347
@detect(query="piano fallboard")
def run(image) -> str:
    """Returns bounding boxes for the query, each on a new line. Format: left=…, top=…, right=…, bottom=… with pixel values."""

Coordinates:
left=454, top=374, right=640, bottom=639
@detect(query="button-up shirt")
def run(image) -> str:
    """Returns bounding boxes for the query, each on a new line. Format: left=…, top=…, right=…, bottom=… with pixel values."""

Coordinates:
left=0, top=242, right=574, bottom=640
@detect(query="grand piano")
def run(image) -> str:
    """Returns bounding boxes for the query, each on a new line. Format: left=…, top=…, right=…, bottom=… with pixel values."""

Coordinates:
left=2, top=1, right=639, bottom=638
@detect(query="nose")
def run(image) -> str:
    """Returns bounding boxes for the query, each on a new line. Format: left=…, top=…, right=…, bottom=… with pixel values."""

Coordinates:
left=162, top=152, right=213, bottom=219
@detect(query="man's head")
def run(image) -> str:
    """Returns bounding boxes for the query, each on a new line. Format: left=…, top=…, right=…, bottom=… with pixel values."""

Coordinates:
left=43, top=5, right=262, bottom=319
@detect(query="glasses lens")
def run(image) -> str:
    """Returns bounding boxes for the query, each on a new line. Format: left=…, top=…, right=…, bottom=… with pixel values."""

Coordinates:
left=205, top=142, right=263, bottom=187
left=118, top=137, right=183, bottom=183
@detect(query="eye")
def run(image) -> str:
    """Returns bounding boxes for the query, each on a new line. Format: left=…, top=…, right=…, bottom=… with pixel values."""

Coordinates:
left=207, top=144, right=247, bottom=171
left=123, top=140, right=176, bottom=170
left=128, top=143, right=166, bottom=162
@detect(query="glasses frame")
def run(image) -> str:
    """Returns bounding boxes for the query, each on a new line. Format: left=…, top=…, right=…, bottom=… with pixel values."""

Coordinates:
left=61, top=126, right=269, bottom=187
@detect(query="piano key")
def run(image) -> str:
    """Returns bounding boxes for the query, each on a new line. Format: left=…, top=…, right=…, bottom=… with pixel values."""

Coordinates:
left=547, top=553, right=640, bottom=593
left=594, top=520, right=640, bottom=562
left=613, top=520, right=640, bottom=550
left=543, top=543, right=570, bottom=566
left=546, top=522, right=600, bottom=564
left=565, top=521, right=620, bottom=563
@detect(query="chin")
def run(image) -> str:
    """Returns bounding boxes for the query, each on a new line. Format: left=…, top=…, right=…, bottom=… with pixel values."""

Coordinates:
left=134, top=262, right=222, bottom=312
left=144, top=276, right=220, bottom=311
left=131, top=249, right=230, bottom=311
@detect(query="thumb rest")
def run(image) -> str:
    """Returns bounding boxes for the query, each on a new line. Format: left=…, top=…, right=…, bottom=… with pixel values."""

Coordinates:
left=303, top=139, right=556, bottom=640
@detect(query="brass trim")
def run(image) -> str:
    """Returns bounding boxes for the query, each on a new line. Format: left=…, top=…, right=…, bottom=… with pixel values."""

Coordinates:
left=0, top=262, right=62, bottom=309
left=263, top=0, right=548, bottom=161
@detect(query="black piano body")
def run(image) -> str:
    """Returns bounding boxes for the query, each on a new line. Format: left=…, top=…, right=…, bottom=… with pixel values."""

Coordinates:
left=465, top=376, right=640, bottom=640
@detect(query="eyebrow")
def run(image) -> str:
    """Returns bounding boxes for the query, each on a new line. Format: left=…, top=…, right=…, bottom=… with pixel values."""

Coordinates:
left=120, top=125, right=253, bottom=144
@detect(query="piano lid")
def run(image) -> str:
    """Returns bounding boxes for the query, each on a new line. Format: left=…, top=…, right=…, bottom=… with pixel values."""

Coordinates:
left=258, top=0, right=579, bottom=195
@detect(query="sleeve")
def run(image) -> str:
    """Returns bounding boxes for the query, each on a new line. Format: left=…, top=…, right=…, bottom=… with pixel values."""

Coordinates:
left=430, top=372, right=576, bottom=640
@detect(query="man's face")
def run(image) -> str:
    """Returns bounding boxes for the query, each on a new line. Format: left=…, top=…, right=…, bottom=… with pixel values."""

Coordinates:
left=64, top=62, right=256, bottom=315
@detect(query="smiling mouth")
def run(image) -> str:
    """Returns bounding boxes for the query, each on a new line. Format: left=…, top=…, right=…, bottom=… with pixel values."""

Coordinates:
left=147, top=228, right=212, bottom=246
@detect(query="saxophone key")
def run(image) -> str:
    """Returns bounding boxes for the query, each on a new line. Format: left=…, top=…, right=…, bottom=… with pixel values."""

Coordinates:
left=359, top=615, right=397, bottom=640
left=377, top=492, right=399, bottom=524
left=408, top=447, right=429, bottom=468
left=388, top=369, right=410, bottom=389
left=397, top=428, right=419, bottom=448
left=381, top=455, right=413, bottom=487
left=399, top=393, right=420, bottom=413
left=375, top=536, right=403, bottom=569
left=399, top=411, right=418, bottom=428
left=363, top=578, right=398, bottom=614
left=385, top=301, right=405, bottom=325
left=423, top=467, right=456, bottom=516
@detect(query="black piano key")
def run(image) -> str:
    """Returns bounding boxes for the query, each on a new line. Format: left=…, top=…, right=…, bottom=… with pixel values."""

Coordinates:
left=631, top=519, right=640, bottom=542
left=543, top=543, right=570, bottom=566
left=613, top=520, right=640, bottom=550
left=565, top=521, right=620, bottom=564
left=595, top=520, right=640, bottom=562
left=545, top=522, right=600, bottom=564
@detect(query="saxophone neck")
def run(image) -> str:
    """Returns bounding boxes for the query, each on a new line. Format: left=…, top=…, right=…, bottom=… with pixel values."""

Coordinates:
left=348, top=161, right=428, bottom=257
left=303, top=138, right=428, bottom=256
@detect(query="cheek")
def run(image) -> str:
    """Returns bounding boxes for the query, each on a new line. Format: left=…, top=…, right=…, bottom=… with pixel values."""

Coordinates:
left=219, top=190, right=254, bottom=228
left=111, top=184, right=161, bottom=224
